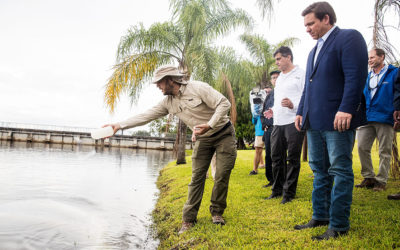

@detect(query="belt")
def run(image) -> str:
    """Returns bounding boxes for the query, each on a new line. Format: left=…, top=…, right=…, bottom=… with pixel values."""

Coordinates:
left=210, top=121, right=232, bottom=137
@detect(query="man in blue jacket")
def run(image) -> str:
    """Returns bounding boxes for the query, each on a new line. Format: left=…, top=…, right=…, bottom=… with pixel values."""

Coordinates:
left=356, top=49, right=399, bottom=192
left=294, top=2, right=368, bottom=240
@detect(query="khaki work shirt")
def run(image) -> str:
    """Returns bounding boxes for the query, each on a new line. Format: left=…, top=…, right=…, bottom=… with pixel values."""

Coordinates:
left=119, top=80, right=231, bottom=137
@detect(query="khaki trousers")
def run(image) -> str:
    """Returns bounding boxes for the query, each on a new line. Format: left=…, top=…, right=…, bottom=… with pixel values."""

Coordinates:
left=182, top=125, right=237, bottom=222
left=356, top=122, right=394, bottom=184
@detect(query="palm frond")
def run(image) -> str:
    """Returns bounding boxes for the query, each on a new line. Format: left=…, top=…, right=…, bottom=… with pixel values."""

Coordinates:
left=170, top=0, right=230, bottom=21
left=117, top=22, right=184, bottom=62
left=216, top=47, right=240, bottom=69
left=178, top=1, right=207, bottom=45
left=240, top=33, right=271, bottom=65
left=200, top=0, right=230, bottom=15
left=240, top=34, right=297, bottom=85
left=256, top=0, right=280, bottom=22
left=273, top=37, right=300, bottom=50
left=104, top=52, right=172, bottom=113
left=215, top=47, right=256, bottom=109
left=187, top=45, right=219, bottom=85
left=205, top=8, right=254, bottom=40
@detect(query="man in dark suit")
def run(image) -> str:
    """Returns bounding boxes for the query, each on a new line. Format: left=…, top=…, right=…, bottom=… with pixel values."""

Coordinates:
left=294, top=2, right=368, bottom=240
left=390, top=67, right=400, bottom=200
left=261, top=70, right=280, bottom=188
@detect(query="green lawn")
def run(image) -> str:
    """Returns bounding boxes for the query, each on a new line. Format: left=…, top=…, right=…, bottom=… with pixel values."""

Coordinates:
left=153, top=143, right=400, bottom=249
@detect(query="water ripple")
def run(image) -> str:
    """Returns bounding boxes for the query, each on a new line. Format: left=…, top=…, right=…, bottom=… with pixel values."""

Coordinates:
left=0, top=142, right=173, bottom=249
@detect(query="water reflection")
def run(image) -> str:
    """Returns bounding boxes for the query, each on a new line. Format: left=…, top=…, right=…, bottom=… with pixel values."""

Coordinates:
left=0, top=141, right=173, bottom=249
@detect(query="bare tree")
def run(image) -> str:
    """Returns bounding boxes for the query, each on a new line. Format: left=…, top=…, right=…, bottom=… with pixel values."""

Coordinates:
left=372, top=0, right=400, bottom=63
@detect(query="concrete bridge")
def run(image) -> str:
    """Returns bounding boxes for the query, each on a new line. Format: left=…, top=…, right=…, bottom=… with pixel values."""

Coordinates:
left=0, top=122, right=193, bottom=150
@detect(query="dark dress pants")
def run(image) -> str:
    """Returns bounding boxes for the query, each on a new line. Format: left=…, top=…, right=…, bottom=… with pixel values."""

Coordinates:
left=263, top=126, right=274, bottom=182
left=270, top=123, right=305, bottom=199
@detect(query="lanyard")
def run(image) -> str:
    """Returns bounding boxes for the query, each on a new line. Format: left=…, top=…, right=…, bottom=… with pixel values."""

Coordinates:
left=368, top=66, right=387, bottom=91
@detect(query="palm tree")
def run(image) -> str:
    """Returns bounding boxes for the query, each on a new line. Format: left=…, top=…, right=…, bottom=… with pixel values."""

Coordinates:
left=239, top=34, right=299, bottom=86
left=104, top=0, right=253, bottom=164
left=213, top=35, right=299, bottom=148
left=372, top=0, right=400, bottom=63
left=239, top=34, right=307, bottom=154
left=213, top=47, right=256, bottom=148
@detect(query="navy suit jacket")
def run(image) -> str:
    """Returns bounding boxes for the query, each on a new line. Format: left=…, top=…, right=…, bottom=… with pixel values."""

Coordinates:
left=297, top=27, right=368, bottom=131
left=393, top=69, right=400, bottom=110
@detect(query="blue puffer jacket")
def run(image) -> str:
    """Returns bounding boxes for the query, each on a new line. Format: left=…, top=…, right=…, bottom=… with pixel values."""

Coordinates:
left=364, top=64, right=399, bottom=125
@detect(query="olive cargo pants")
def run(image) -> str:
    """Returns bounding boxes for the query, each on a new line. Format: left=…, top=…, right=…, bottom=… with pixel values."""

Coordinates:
left=182, top=125, right=237, bottom=223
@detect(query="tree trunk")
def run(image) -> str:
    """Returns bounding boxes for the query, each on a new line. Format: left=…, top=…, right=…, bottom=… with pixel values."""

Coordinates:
left=372, top=0, right=379, bottom=47
left=221, top=73, right=237, bottom=126
left=174, top=119, right=187, bottom=164
left=236, top=137, right=246, bottom=150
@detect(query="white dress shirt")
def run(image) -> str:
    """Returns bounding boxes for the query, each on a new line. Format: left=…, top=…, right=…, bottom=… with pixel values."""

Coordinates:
left=314, top=25, right=337, bottom=65
left=369, top=64, right=388, bottom=99
left=273, top=66, right=305, bottom=126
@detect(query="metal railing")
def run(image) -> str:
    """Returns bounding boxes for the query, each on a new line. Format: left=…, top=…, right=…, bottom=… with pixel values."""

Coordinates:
left=0, top=122, right=190, bottom=139
left=0, top=121, right=125, bottom=135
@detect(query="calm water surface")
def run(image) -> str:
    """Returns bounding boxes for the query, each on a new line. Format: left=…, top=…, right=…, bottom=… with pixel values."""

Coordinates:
left=0, top=141, right=174, bottom=249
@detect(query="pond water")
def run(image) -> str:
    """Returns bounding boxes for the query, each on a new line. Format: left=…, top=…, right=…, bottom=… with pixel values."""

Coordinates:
left=0, top=141, right=174, bottom=249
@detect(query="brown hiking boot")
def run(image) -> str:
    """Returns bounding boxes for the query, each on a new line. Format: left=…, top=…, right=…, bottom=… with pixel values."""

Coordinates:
left=355, top=178, right=377, bottom=189
left=212, top=215, right=225, bottom=225
left=373, top=182, right=386, bottom=191
left=178, top=221, right=194, bottom=235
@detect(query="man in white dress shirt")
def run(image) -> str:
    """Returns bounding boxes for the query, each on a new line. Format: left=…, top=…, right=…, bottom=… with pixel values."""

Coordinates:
left=264, top=46, right=305, bottom=204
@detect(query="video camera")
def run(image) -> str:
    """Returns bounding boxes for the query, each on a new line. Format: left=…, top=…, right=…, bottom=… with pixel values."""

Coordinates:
left=249, top=85, right=266, bottom=117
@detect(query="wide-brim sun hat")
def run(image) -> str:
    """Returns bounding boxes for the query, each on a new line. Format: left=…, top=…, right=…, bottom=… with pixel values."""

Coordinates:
left=152, top=65, right=185, bottom=83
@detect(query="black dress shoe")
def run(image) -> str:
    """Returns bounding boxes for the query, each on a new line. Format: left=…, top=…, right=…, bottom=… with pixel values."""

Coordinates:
left=262, top=182, right=273, bottom=188
left=249, top=170, right=258, bottom=175
left=280, top=197, right=293, bottom=204
left=388, top=192, right=400, bottom=200
left=294, top=219, right=329, bottom=230
left=264, top=193, right=282, bottom=200
left=311, top=228, right=348, bottom=240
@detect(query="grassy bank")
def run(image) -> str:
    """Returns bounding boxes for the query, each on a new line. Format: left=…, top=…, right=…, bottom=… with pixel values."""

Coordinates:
left=153, top=145, right=400, bottom=249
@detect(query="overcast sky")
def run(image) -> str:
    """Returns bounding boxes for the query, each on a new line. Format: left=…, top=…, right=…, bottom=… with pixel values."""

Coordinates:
left=0, top=0, right=398, bottom=130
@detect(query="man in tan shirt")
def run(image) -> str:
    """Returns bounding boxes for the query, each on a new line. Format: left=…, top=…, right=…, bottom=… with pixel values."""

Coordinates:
left=106, top=65, right=237, bottom=234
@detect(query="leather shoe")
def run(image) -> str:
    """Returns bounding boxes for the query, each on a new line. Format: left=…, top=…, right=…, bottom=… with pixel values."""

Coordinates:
left=388, top=192, right=400, bottom=200
left=311, top=228, right=348, bottom=240
left=264, top=193, right=282, bottom=200
left=355, top=178, right=376, bottom=189
left=262, top=182, right=273, bottom=188
left=280, top=197, right=293, bottom=204
left=294, top=219, right=329, bottom=230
